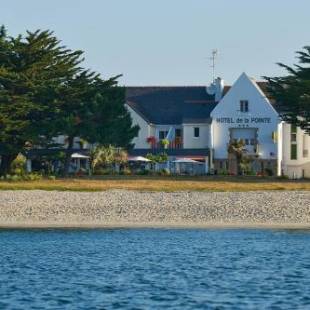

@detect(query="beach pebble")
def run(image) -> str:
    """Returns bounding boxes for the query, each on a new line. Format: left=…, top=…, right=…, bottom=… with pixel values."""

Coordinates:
left=0, top=190, right=309, bottom=227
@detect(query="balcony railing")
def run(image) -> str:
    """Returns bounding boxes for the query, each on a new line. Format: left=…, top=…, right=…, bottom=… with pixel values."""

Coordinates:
left=147, top=137, right=183, bottom=150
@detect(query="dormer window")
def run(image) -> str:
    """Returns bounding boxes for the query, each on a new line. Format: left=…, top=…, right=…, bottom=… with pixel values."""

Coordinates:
left=240, top=100, right=249, bottom=112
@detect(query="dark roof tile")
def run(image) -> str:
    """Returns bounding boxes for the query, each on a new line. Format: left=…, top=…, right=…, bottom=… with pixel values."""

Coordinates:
left=126, top=81, right=280, bottom=124
left=126, top=86, right=217, bottom=124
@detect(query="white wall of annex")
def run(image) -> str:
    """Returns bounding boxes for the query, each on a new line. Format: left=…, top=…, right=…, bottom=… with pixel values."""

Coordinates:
left=126, top=105, right=151, bottom=149
left=277, top=122, right=283, bottom=176
left=182, top=124, right=211, bottom=149
left=282, top=123, right=310, bottom=165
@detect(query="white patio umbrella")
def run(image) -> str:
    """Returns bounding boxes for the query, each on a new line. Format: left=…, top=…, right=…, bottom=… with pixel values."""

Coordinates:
left=71, top=153, right=90, bottom=159
left=70, top=153, right=90, bottom=173
left=173, top=157, right=204, bottom=175
left=128, top=156, right=151, bottom=162
left=173, top=158, right=203, bottom=164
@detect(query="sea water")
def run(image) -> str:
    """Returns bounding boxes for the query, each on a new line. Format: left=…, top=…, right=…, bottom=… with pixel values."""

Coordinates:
left=0, top=229, right=310, bottom=309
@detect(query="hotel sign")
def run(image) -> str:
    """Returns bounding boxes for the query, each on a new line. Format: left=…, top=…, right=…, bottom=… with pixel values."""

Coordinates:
left=216, top=117, right=271, bottom=124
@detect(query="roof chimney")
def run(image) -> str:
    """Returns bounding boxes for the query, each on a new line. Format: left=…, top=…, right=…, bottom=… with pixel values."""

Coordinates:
left=206, top=77, right=224, bottom=101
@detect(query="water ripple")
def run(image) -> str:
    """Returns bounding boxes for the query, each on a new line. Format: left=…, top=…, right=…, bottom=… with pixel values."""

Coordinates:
left=0, top=229, right=310, bottom=309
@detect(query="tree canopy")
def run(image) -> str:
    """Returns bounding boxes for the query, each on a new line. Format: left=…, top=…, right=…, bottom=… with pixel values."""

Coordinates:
left=55, top=72, right=139, bottom=175
left=0, top=26, right=84, bottom=174
left=264, top=46, right=310, bottom=134
left=0, top=26, right=139, bottom=175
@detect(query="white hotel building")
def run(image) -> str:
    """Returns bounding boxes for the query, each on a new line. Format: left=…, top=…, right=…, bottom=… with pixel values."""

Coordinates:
left=126, top=73, right=310, bottom=178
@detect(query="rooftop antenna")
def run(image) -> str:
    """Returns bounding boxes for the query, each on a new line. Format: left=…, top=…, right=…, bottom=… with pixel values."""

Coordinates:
left=210, top=49, right=218, bottom=82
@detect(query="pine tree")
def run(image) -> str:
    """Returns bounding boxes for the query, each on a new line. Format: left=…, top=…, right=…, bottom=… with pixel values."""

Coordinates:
left=264, top=46, right=310, bottom=134
left=0, top=27, right=84, bottom=175
left=0, top=26, right=139, bottom=176
left=55, top=73, right=139, bottom=176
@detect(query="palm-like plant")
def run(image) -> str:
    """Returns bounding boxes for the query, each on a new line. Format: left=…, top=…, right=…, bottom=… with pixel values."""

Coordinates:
left=114, top=149, right=128, bottom=164
left=90, top=145, right=115, bottom=172
left=90, top=145, right=128, bottom=174
left=227, top=139, right=247, bottom=175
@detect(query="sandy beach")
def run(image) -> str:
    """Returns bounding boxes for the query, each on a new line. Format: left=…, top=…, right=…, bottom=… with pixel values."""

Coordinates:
left=0, top=190, right=309, bottom=229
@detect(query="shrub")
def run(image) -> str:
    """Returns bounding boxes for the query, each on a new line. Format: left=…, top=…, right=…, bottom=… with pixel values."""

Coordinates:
left=0, top=173, right=43, bottom=182
left=157, top=152, right=168, bottom=163
left=136, top=169, right=149, bottom=175
left=246, top=170, right=256, bottom=176
left=120, top=168, right=131, bottom=175
left=25, top=173, right=43, bottom=181
left=93, top=168, right=114, bottom=175
left=218, top=169, right=229, bottom=176
left=158, top=168, right=170, bottom=176
left=256, top=171, right=265, bottom=177
left=4, top=174, right=12, bottom=181
left=11, top=175, right=22, bottom=181
left=10, top=154, right=27, bottom=176
left=264, top=168, right=274, bottom=176
left=145, top=152, right=168, bottom=164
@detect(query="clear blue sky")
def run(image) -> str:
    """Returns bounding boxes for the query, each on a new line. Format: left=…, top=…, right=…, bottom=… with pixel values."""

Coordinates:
left=2, top=0, right=309, bottom=86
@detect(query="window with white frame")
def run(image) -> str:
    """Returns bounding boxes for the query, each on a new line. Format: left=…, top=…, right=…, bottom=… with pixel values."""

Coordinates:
left=240, top=100, right=249, bottom=112
left=159, top=131, right=168, bottom=140
left=290, top=125, right=297, bottom=160
left=303, top=134, right=308, bottom=158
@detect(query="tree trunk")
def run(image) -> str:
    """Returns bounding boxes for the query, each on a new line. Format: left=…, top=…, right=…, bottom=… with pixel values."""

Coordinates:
left=0, top=154, right=17, bottom=176
left=236, top=154, right=242, bottom=175
left=63, top=137, right=74, bottom=177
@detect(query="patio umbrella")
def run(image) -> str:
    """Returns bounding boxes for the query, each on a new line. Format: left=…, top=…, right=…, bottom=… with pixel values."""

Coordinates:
left=71, top=153, right=90, bottom=159
left=128, top=156, right=151, bottom=162
left=172, top=158, right=203, bottom=164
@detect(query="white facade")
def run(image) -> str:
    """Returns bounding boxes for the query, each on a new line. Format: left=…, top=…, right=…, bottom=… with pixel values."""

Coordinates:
left=126, top=105, right=154, bottom=149
left=182, top=123, right=211, bottom=149
left=127, top=73, right=310, bottom=178
left=280, top=122, right=310, bottom=178
left=210, top=73, right=279, bottom=160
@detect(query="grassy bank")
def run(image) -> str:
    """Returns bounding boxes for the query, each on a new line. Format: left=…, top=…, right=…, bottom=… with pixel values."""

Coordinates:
left=0, top=176, right=309, bottom=192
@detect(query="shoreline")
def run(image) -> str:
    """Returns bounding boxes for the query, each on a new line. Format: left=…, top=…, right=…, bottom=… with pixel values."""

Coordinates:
left=0, top=189, right=309, bottom=230
left=0, top=222, right=310, bottom=230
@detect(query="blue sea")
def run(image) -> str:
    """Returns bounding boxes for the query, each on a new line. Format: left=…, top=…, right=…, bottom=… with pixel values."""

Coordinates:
left=0, top=229, right=310, bottom=309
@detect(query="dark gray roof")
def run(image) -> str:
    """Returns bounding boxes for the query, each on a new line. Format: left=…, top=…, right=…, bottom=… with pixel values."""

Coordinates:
left=126, top=87, right=217, bottom=124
